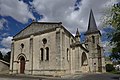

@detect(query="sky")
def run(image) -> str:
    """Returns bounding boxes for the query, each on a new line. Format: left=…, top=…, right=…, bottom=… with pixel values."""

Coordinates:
left=0, top=0, right=119, bottom=54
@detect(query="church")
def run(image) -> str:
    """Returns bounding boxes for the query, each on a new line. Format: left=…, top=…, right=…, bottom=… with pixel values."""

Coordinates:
left=10, top=10, right=105, bottom=76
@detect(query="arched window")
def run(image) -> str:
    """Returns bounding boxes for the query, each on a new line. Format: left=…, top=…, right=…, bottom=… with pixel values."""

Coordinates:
left=71, top=39, right=73, bottom=44
left=42, top=38, right=47, bottom=44
left=21, top=43, right=24, bottom=48
left=92, top=36, right=95, bottom=43
left=81, top=52, right=88, bottom=66
left=46, top=47, right=49, bottom=61
left=40, top=48, right=44, bottom=61
left=67, top=48, right=69, bottom=61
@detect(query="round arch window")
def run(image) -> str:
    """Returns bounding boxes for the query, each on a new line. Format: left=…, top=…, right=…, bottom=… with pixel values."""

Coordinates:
left=42, top=38, right=47, bottom=44
left=21, top=43, right=24, bottom=48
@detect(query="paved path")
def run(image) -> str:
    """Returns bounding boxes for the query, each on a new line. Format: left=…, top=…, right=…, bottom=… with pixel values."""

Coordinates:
left=0, top=73, right=119, bottom=80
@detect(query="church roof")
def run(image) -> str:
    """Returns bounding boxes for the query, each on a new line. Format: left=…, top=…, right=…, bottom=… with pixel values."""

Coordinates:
left=85, top=9, right=100, bottom=35
left=13, top=22, right=62, bottom=40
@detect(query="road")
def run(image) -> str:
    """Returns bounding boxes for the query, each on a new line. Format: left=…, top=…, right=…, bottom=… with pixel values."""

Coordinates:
left=0, top=73, right=119, bottom=80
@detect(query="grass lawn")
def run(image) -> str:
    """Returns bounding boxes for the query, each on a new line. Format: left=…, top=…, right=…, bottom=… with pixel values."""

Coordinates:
left=110, top=70, right=120, bottom=75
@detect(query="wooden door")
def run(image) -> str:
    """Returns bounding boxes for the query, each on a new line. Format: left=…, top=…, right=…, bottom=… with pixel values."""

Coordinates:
left=20, top=57, right=25, bottom=74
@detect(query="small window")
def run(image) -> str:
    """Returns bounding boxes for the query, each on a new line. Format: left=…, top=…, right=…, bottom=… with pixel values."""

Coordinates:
left=21, top=43, right=24, bottom=48
left=46, top=47, right=49, bottom=61
left=41, top=48, right=44, bottom=61
left=92, top=36, right=95, bottom=43
left=67, top=48, right=69, bottom=61
left=42, top=38, right=47, bottom=44
left=71, top=39, right=73, bottom=44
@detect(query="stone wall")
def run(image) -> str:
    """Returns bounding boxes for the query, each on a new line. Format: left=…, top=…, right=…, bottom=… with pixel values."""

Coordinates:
left=0, top=60, right=9, bottom=74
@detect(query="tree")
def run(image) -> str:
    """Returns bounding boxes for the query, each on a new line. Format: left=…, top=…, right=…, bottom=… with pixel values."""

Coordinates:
left=105, top=3, right=120, bottom=61
left=0, top=51, right=3, bottom=60
left=106, top=64, right=115, bottom=72
left=3, top=51, right=11, bottom=63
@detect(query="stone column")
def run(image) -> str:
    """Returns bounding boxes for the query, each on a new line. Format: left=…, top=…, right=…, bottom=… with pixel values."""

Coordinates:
left=62, top=32, right=65, bottom=70
left=9, top=41, right=14, bottom=74
left=30, top=35, right=33, bottom=74
left=56, top=30, right=61, bottom=69
left=60, top=30, right=63, bottom=70
left=44, top=47, right=46, bottom=61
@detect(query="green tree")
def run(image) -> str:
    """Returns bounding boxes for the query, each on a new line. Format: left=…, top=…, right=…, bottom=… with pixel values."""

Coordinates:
left=106, top=64, right=115, bottom=72
left=3, top=51, right=11, bottom=63
left=105, top=3, right=120, bottom=61
left=0, top=51, right=3, bottom=60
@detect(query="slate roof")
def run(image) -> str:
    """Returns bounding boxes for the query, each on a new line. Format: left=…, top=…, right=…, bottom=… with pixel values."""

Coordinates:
left=75, top=28, right=80, bottom=37
left=85, top=9, right=100, bottom=35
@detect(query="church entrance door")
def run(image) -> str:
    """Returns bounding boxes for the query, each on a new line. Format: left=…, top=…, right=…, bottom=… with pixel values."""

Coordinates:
left=20, top=56, right=25, bottom=74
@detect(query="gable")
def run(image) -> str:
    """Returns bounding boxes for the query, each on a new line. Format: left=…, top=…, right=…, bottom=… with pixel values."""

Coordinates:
left=13, top=22, right=62, bottom=40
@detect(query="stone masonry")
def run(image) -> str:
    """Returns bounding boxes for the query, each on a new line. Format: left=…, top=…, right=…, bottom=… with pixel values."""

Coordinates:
left=10, top=10, right=105, bottom=76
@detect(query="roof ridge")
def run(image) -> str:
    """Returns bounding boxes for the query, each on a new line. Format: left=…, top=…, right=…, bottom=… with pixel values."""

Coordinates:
left=32, top=21, right=62, bottom=24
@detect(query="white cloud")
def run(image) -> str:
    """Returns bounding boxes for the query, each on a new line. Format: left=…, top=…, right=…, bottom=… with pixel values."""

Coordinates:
left=0, top=48, right=10, bottom=54
left=1, top=33, right=9, bottom=37
left=102, top=41, right=113, bottom=53
left=0, top=0, right=35, bottom=23
left=0, top=18, right=7, bottom=30
left=0, top=0, right=118, bottom=33
left=32, top=0, right=118, bottom=34
left=1, top=36, right=13, bottom=48
left=0, top=36, right=12, bottom=54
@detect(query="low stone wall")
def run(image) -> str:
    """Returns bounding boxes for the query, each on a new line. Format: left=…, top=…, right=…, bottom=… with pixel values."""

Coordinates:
left=0, top=60, right=9, bottom=74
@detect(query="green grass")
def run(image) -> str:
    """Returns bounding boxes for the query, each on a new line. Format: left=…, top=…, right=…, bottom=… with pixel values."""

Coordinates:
left=109, top=70, right=120, bottom=74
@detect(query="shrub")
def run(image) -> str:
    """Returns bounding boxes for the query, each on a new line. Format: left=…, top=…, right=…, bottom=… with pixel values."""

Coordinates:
left=106, top=64, right=115, bottom=72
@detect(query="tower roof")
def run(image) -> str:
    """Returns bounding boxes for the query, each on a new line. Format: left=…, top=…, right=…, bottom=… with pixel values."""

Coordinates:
left=85, top=9, right=100, bottom=35
left=75, top=28, right=80, bottom=37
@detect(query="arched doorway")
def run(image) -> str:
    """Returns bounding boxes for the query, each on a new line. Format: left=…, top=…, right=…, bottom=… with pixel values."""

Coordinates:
left=19, top=56, right=25, bottom=74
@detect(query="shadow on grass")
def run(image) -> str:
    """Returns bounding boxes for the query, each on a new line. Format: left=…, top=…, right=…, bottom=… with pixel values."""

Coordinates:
left=112, top=76, right=120, bottom=80
left=110, top=71, right=120, bottom=74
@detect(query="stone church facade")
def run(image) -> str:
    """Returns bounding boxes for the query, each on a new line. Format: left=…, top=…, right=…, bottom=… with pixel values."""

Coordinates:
left=10, top=10, right=105, bottom=76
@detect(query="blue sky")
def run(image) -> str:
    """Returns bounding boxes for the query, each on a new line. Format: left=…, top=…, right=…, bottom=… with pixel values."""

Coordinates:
left=0, top=0, right=119, bottom=54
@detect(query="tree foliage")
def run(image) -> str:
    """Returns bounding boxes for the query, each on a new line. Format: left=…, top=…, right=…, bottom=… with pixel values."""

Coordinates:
left=0, top=51, right=11, bottom=63
left=0, top=51, right=3, bottom=60
left=3, top=51, right=11, bottom=63
left=106, top=3, right=120, bottom=61
left=106, top=64, right=115, bottom=72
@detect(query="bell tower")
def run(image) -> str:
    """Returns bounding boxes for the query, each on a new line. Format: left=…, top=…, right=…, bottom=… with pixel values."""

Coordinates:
left=85, top=9, right=105, bottom=72
left=75, top=28, right=80, bottom=43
